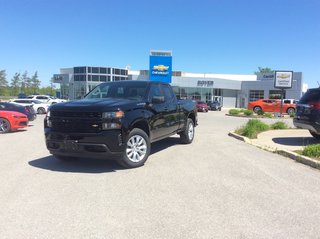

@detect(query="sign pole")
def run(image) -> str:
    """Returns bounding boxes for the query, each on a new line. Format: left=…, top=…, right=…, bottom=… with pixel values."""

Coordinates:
left=280, top=88, right=284, bottom=117
left=274, top=71, right=293, bottom=117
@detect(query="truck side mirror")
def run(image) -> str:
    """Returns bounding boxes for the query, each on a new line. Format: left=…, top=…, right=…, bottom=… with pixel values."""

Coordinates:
left=151, top=96, right=165, bottom=104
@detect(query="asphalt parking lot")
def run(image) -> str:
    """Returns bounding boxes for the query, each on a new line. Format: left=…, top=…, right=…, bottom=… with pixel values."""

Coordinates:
left=1, top=111, right=320, bottom=239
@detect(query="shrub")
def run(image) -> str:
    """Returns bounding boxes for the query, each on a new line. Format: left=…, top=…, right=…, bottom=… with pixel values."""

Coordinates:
left=257, top=109, right=264, bottom=115
left=243, top=109, right=253, bottom=116
left=264, top=112, right=273, bottom=118
left=289, top=112, right=295, bottom=118
left=229, top=109, right=241, bottom=115
left=302, top=144, right=320, bottom=158
left=270, top=121, right=288, bottom=130
left=236, top=119, right=270, bottom=139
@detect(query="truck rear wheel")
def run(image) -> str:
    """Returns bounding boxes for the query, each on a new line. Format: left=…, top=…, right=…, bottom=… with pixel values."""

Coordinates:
left=119, top=128, right=150, bottom=168
left=179, top=118, right=195, bottom=144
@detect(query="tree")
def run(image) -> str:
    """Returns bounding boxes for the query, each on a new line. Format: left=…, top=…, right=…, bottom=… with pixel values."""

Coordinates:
left=0, top=70, right=8, bottom=96
left=30, top=71, right=41, bottom=94
left=254, top=67, right=274, bottom=75
left=20, top=71, right=29, bottom=94
left=49, top=77, right=56, bottom=96
left=10, top=72, right=21, bottom=96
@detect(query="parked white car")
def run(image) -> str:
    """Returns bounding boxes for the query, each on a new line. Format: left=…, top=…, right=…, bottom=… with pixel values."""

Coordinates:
left=10, top=99, right=50, bottom=114
left=282, top=99, right=298, bottom=104
left=27, top=95, right=66, bottom=104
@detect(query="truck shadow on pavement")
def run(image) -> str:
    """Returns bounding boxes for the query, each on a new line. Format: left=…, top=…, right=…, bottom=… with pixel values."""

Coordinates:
left=272, top=137, right=319, bottom=146
left=28, top=156, right=123, bottom=173
left=28, top=137, right=181, bottom=173
left=150, top=137, right=181, bottom=155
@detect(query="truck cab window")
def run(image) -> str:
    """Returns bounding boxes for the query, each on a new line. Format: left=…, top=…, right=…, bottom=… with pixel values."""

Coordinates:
left=149, top=84, right=163, bottom=98
left=162, top=84, right=174, bottom=103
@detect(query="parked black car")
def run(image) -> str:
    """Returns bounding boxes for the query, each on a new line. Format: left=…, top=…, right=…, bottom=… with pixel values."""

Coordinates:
left=208, top=101, right=222, bottom=111
left=293, top=88, right=320, bottom=139
left=0, top=102, right=37, bottom=121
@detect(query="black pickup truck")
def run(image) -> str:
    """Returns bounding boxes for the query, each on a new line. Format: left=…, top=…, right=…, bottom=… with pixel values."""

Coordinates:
left=44, top=81, right=197, bottom=168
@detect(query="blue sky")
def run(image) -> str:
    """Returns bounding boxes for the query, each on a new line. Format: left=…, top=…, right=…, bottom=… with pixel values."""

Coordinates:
left=0, top=0, right=319, bottom=88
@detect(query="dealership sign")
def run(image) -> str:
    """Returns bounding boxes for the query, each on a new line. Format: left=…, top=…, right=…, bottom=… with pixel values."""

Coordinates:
left=53, top=74, right=69, bottom=84
left=197, top=80, right=214, bottom=87
left=274, top=71, right=293, bottom=89
left=149, top=55, right=172, bottom=83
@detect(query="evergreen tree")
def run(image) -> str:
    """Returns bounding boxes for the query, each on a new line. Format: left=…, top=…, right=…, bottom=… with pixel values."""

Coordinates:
left=10, top=72, right=21, bottom=96
left=20, top=71, right=29, bottom=94
left=50, top=77, right=56, bottom=96
left=254, top=67, right=274, bottom=75
left=0, top=70, right=8, bottom=96
left=30, top=71, right=41, bottom=94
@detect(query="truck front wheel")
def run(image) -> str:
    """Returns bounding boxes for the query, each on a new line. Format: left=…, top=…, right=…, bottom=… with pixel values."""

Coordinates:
left=179, top=118, right=195, bottom=144
left=119, top=128, right=151, bottom=168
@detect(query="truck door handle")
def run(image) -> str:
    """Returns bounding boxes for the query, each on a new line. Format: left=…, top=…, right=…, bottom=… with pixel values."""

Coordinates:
left=164, top=107, right=169, bottom=111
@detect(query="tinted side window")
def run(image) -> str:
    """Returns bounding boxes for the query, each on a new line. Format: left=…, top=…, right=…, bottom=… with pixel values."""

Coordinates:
left=162, top=84, right=174, bottom=102
left=148, top=84, right=163, bottom=101
left=299, top=89, right=320, bottom=104
left=37, top=96, right=49, bottom=100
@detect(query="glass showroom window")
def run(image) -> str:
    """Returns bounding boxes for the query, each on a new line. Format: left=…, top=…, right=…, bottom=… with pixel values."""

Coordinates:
left=269, top=90, right=286, bottom=99
left=249, top=90, right=264, bottom=102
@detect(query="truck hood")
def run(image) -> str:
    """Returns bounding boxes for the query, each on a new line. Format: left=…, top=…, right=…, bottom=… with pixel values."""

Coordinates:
left=49, top=98, right=145, bottom=112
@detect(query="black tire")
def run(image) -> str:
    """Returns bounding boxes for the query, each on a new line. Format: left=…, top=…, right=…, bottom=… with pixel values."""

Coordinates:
left=37, top=107, right=46, bottom=114
left=53, top=155, right=78, bottom=161
left=0, top=118, right=11, bottom=134
left=179, top=118, right=195, bottom=144
left=286, top=107, right=295, bottom=115
left=219, top=108, right=222, bottom=111
left=118, top=128, right=151, bottom=168
left=309, top=131, right=320, bottom=140
left=253, top=106, right=262, bottom=113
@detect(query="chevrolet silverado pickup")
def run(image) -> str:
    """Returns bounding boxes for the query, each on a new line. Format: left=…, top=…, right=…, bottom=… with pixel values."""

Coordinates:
left=44, top=81, right=197, bottom=168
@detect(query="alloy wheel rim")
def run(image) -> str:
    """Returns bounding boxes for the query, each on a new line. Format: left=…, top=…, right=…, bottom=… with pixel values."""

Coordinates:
left=126, top=135, right=147, bottom=162
left=188, top=123, right=194, bottom=140
left=0, top=120, right=8, bottom=132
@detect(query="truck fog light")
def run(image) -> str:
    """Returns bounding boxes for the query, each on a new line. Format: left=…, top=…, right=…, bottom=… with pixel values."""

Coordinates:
left=102, top=123, right=121, bottom=129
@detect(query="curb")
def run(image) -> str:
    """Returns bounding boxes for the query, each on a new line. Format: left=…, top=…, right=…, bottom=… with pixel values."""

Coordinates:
left=228, top=131, right=320, bottom=170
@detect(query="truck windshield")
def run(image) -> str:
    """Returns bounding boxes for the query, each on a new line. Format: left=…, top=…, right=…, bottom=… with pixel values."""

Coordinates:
left=85, top=82, right=148, bottom=100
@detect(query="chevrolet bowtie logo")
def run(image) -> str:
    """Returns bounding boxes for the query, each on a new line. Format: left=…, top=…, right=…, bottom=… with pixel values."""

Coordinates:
left=153, top=65, right=169, bottom=71
left=277, top=74, right=290, bottom=79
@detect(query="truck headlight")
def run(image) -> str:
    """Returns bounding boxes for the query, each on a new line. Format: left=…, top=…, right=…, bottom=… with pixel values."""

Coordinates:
left=102, top=111, right=124, bottom=119
left=102, top=111, right=124, bottom=130
left=46, top=110, right=52, bottom=127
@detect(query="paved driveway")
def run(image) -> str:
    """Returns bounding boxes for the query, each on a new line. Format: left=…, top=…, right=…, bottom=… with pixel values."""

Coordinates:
left=0, top=112, right=320, bottom=239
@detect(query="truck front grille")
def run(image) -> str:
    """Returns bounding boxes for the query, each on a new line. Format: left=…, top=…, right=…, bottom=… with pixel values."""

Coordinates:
left=50, top=111, right=102, bottom=133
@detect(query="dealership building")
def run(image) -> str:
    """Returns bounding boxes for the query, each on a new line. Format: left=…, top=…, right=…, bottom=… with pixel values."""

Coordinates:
left=53, top=50, right=306, bottom=108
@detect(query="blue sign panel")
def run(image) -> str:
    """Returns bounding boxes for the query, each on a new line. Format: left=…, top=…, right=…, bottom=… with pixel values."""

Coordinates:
left=149, top=55, right=172, bottom=83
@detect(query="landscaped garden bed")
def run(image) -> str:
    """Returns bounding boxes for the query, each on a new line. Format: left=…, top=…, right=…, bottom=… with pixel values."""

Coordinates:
left=227, top=108, right=294, bottom=118
left=235, top=119, right=289, bottom=139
